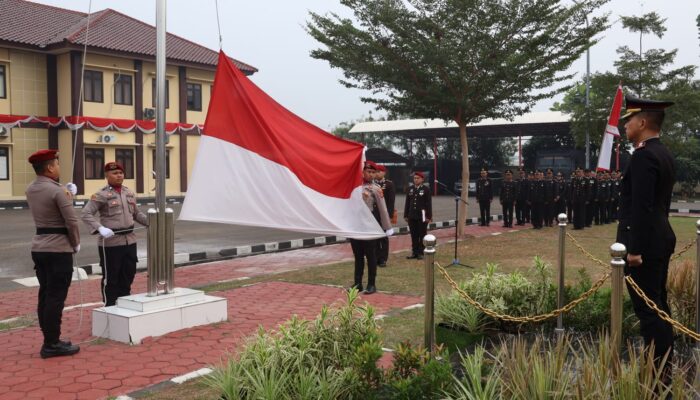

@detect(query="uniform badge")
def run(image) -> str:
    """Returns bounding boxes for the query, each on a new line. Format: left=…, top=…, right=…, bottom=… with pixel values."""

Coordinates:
left=419, top=190, right=424, bottom=195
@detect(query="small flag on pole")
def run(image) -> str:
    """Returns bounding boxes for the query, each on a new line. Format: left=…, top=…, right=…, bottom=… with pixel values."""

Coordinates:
left=596, top=85, right=623, bottom=171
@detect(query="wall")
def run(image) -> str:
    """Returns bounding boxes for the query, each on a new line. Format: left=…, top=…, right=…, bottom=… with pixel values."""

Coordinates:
left=82, top=53, right=136, bottom=120
left=184, top=69, right=214, bottom=125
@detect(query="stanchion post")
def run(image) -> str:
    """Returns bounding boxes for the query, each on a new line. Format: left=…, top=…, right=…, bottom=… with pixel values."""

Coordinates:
left=423, top=234, right=437, bottom=354
left=695, top=220, right=700, bottom=350
left=555, top=213, right=567, bottom=336
left=147, top=209, right=158, bottom=296
left=165, top=208, right=175, bottom=293
left=610, top=242, right=626, bottom=353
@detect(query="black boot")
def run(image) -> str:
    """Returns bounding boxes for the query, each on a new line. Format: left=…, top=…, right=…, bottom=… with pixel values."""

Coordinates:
left=40, top=341, right=80, bottom=359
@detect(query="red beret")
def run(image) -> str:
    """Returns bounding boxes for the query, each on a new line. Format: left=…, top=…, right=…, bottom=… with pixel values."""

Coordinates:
left=413, top=171, right=425, bottom=179
left=28, top=149, right=58, bottom=164
left=364, top=161, right=378, bottom=170
left=376, top=164, right=387, bottom=172
left=104, top=162, right=124, bottom=172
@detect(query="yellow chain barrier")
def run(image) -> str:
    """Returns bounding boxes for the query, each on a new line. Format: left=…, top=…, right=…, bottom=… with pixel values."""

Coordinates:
left=625, top=274, right=700, bottom=341
left=671, top=238, right=696, bottom=261
left=435, top=262, right=610, bottom=323
left=566, top=233, right=610, bottom=269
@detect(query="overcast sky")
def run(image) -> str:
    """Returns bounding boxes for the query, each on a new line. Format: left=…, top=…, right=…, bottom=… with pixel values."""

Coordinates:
left=35, top=1, right=700, bottom=131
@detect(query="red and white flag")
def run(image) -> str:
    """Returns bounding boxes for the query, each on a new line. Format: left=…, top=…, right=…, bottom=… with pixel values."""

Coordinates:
left=596, top=85, right=623, bottom=171
left=179, top=51, right=385, bottom=239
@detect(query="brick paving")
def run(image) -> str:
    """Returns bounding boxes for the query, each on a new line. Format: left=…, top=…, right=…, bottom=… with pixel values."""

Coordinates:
left=0, top=223, right=524, bottom=399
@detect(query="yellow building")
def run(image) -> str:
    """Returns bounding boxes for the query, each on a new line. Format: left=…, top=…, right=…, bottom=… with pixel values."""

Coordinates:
left=0, top=0, right=256, bottom=202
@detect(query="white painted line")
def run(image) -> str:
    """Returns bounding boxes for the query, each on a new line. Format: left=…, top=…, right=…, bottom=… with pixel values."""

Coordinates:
left=402, top=303, right=424, bottom=310
left=374, top=314, right=388, bottom=320
left=290, top=239, right=304, bottom=248
left=382, top=347, right=395, bottom=352
left=314, top=236, right=326, bottom=245
left=14, top=267, right=89, bottom=287
left=679, top=208, right=690, bottom=213
left=679, top=200, right=687, bottom=203
left=0, top=316, right=20, bottom=324
left=335, top=237, right=347, bottom=242
left=237, top=246, right=252, bottom=256
left=0, top=207, right=5, bottom=210
left=171, top=367, right=213, bottom=384
left=64, top=302, right=103, bottom=311
left=12, top=206, right=22, bottom=210
left=217, top=276, right=250, bottom=284
left=264, top=242, right=279, bottom=251
left=491, top=232, right=502, bottom=236
left=115, top=396, right=134, bottom=400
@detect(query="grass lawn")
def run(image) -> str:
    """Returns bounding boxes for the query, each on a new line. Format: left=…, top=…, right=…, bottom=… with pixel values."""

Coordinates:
left=132, top=217, right=700, bottom=398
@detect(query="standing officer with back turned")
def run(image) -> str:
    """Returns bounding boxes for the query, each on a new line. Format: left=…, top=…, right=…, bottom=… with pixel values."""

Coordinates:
left=82, top=162, right=148, bottom=306
left=616, top=95, right=676, bottom=383
left=25, top=149, right=81, bottom=358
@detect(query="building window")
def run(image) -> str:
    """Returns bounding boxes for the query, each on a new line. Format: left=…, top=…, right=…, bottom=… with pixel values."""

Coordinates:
left=115, top=148, right=134, bottom=179
left=151, top=78, right=169, bottom=108
left=186, top=83, right=202, bottom=111
left=114, top=74, right=133, bottom=105
left=85, top=148, right=104, bottom=180
left=0, top=147, right=8, bottom=180
left=84, top=70, right=103, bottom=103
left=0, top=65, right=6, bottom=99
left=152, top=150, right=170, bottom=179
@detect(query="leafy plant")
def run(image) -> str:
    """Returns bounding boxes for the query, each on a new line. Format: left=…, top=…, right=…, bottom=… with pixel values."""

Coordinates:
left=666, top=259, right=696, bottom=340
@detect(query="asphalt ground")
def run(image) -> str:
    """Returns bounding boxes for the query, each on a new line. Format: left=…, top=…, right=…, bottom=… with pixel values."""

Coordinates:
left=0, top=194, right=497, bottom=287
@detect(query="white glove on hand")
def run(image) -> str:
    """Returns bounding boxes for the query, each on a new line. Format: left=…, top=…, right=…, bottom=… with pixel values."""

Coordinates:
left=73, top=244, right=80, bottom=253
left=66, top=182, right=77, bottom=196
left=98, top=226, right=115, bottom=238
left=385, top=228, right=395, bottom=236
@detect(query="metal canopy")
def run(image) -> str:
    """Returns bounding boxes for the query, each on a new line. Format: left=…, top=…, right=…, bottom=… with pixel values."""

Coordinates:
left=349, top=111, right=570, bottom=139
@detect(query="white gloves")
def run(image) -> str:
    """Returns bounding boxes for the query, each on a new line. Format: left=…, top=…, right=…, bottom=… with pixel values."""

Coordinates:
left=98, top=226, right=115, bottom=238
left=73, top=244, right=80, bottom=253
left=385, top=228, right=395, bottom=236
left=66, top=182, right=77, bottom=196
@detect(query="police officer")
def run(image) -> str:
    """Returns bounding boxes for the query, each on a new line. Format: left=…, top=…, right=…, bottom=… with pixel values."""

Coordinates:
left=554, top=172, right=567, bottom=218
left=525, top=171, right=535, bottom=224
left=82, top=162, right=148, bottom=306
left=529, top=170, right=546, bottom=229
left=610, top=170, right=622, bottom=221
left=571, top=167, right=587, bottom=230
left=515, top=168, right=529, bottom=225
left=405, top=171, right=432, bottom=259
left=566, top=171, right=575, bottom=222
left=475, top=168, right=493, bottom=226
left=543, top=168, right=557, bottom=227
left=585, top=169, right=597, bottom=227
left=499, top=169, right=517, bottom=228
left=617, top=96, right=676, bottom=381
left=594, top=171, right=609, bottom=225
left=375, top=164, right=395, bottom=268
left=25, top=149, right=81, bottom=358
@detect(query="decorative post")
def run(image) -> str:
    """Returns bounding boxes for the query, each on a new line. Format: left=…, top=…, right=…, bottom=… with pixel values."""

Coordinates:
left=555, top=213, right=567, bottom=336
left=610, top=242, right=626, bottom=353
left=695, top=220, right=700, bottom=349
left=423, top=234, right=437, bottom=354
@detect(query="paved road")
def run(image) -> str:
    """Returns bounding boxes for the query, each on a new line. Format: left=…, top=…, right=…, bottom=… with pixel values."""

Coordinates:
left=0, top=194, right=499, bottom=284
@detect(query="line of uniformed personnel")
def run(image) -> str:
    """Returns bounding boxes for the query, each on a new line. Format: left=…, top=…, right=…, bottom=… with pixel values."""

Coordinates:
left=477, top=167, right=622, bottom=230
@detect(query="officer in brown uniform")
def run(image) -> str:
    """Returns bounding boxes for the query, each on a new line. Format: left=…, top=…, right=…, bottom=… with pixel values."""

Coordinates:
left=82, top=162, right=148, bottom=306
left=374, top=164, right=395, bottom=268
left=25, top=149, right=81, bottom=358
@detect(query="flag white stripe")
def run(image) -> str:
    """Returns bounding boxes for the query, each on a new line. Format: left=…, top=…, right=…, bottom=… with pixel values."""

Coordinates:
left=180, top=136, right=385, bottom=239
left=596, top=132, right=615, bottom=171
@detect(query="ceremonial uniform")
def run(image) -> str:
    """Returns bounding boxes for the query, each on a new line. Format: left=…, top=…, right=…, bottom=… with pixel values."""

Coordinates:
left=82, top=164, right=148, bottom=306
left=571, top=173, right=587, bottom=230
left=476, top=174, right=493, bottom=226
left=616, top=96, right=676, bottom=376
left=25, top=149, right=81, bottom=358
left=404, top=175, right=432, bottom=258
left=375, top=169, right=395, bottom=267
left=610, top=174, right=621, bottom=221
left=585, top=173, right=597, bottom=227
left=529, top=174, right=546, bottom=229
left=499, top=172, right=517, bottom=228
left=515, top=171, right=529, bottom=225
left=555, top=177, right=567, bottom=219
left=543, top=175, right=556, bottom=227
left=595, top=176, right=609, bottom=225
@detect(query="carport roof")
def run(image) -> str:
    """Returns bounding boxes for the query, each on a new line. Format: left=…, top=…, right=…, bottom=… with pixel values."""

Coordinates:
left=349, top=111, right=570, bottom=139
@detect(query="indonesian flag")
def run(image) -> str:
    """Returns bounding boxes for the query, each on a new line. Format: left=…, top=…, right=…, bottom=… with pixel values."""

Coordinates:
left=596, top=85, right=623, bottom=171
left=179, top=51, right=385, bottom=239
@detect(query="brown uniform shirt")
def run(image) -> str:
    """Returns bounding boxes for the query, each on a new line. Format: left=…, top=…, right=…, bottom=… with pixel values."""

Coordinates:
left=26, top=175, right=80, bottom=253
left=81, top=185, right=148, bottom=247
left=361, top=182, right=392, bottom=230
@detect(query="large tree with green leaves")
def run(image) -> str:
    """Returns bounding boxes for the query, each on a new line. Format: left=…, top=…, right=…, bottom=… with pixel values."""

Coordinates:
left=307, top=0, right=608, bottom=235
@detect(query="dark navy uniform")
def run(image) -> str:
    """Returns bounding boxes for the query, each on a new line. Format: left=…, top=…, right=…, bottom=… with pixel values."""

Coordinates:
left=529, top=174, right=546, bottom=229
left=499, top=175, right=517, bottom=228
left=404, top=181, right=432, bottom=257
left=555, top=177, right=567, bottom=219
left=616, top=96, right=676, bottom=376
left=376, top=176, right=395, bottom=267
left=610, top=174, right=621, bottom=221
left=571, top=173, right=587, bottom=229
left=476, top=176, right=493, bottom=226
left=585, top=173, right=597, bottom=227
left=515, top=171, right=529, bottom=225
left=595, top=176, right=609, bottom=225
left=543, top=177, right=556, bottom=227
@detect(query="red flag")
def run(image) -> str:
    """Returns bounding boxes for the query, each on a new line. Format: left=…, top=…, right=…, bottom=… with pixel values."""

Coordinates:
left=596, top=85, right=623, bottom=171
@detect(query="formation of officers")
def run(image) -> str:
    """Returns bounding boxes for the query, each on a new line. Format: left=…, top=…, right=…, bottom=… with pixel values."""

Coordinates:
left=477, top=167, right=623, bottom=230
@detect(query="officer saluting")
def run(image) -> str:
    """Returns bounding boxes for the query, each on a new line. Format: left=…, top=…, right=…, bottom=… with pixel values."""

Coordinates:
left=475, top=168, right=493, bottom=226
left=82, top=162, right=148, bottom=306
left=617, top=95, right=676, bottom=382
left=404, top=171, right=432, bottom=259
left=25, top=149, right=81, bottom=358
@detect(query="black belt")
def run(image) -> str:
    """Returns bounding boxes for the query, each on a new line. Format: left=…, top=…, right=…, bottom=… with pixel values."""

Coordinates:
left=114, top=226, right=135, bottom=235
left=36, top=227, right=68, bottom=235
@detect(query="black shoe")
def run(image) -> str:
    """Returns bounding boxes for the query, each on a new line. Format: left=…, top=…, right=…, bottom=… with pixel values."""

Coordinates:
left=406, top=255, right=418, bottom=259
left=378, top=263, right=387, bottom=268
left=40, top=342, right=80, bottom=359
left=416, top=255, right=424, bottom=260
left=58, top=339, right=72, bottom=346
left=347, top=283, right=363, bottom=293
left=364, top=285, right=377, bottom=294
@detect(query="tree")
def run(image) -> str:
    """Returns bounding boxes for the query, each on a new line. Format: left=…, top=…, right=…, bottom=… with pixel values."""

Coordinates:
left=307, top=0, right=608, bottom=235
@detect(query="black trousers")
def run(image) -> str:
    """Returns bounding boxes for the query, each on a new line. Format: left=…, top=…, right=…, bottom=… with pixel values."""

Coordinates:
left=544, top=202, right=554, bottom=227
left=478, top=200, right=490, bottom=225
left=572, top=201, right=586, bottom=229
left=350, top=239, right=377, bottom=287
left=98, top=243, right=138, bottom=306
left=515, top=200, right=526, bottom=224
left=609, top=200, right=618, bottom=221
left=524, top=202, right=531, bottom=223
left=502, top=202, right=514, bottom=226
left=531, top=201, right=543, bottom=228
left=408, top=218, right=427, bottom=256
left=625, top=256, right=674, bottom=373
left=595, top=201, right=608, bottom=224
left=376, top=237, right=389, bottom=265
left=33, top=252, right=73, bottom=345
left=586, top=202, right=595, bottom=226
left=566, top=201, right=573, bottom=223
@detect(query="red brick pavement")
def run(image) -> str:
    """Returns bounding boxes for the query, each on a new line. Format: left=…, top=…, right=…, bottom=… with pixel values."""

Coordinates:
left=0, top=223, right=524, bottom=399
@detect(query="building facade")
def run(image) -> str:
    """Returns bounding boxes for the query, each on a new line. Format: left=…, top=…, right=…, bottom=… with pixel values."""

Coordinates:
left=0, top=0, right=256, bottom=202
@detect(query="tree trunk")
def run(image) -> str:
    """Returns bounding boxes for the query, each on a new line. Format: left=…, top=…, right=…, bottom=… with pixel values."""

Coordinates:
left=457, top=121, right=469, bottom=237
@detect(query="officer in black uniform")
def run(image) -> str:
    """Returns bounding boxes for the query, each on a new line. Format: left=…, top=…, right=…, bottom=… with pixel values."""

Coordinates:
left=571, top=167, right=587, bottom=230
left=617, top=96, right=676, bottom=380
left=475, top=168, right=493, bottom=226
left=405, top=171, right=432, bottom=259
left=543, top=168, right=557, bottom=227
left=566, top=171, right=575, bottom=222
left=525, top=171, right=535, bottom=224
left=554, top=172, right=567, bottom=218
left=515, top=168, right=529, bottom=225
left=594, top=171, right=609, bottom=225
left=499, top=169, right=517, bottom=228
left=610, top=170, right=622, bottom=221
left=375, top=164, right=395, bottom=268
left=529, top=170, right=546, bottom=229
left=585, top=169, right=597, bottom=227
